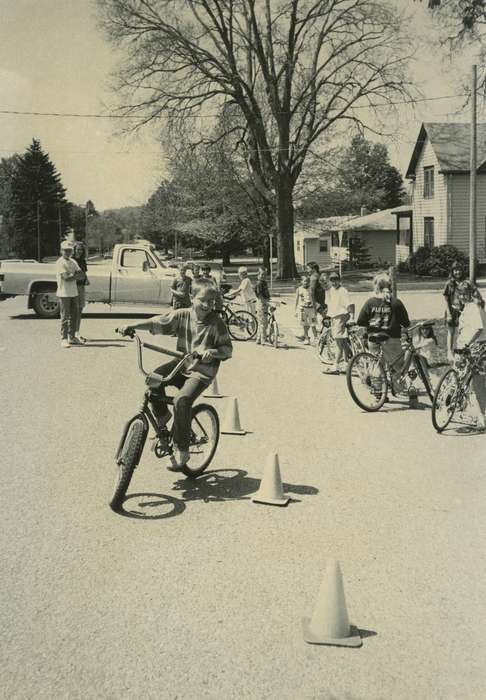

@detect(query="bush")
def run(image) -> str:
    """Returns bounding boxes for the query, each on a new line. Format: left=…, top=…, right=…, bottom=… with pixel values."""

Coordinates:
left=408, top=245, right=469, bottom=277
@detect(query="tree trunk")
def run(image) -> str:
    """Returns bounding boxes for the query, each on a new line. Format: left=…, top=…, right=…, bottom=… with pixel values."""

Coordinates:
left=221, top=246, right=231, bottom=267
left=276, top=174, right=297, bottom=279
left=262, top=237, right=270, bottom=272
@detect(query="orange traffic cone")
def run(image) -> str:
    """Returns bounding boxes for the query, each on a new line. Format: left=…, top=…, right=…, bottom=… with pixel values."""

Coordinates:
left=303, top=560, right=362, bottom=647
left=220, top=398, right=246, bottom=435
left=252, top=452, right=289, bottom=506
left=204, top=375, right=223, bottom=398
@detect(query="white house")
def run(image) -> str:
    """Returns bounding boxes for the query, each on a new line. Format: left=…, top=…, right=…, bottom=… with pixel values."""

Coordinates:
left=401, top=122, right=486, bottom=263
left=294, top=209, right=398, bottom=270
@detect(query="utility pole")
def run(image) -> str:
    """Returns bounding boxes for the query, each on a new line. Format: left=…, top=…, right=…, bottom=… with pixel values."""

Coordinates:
left=470, top=64, right=477, bottom=283
left=36, top=200, right=41, bottom=261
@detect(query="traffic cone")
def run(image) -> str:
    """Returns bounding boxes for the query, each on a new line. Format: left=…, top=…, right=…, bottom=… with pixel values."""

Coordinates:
left=203, top=375, right=223, bottom=398
left=252, top=452, right=289, bottom=506
left=303, top=560, right=362, bottom=647
left=220, top=398, right=246, bottom=435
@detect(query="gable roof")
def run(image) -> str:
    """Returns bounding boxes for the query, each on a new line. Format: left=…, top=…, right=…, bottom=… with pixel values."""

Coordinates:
left=406, top=122, right=486, bottom=179
left=342, top=208, right=396, bottom=231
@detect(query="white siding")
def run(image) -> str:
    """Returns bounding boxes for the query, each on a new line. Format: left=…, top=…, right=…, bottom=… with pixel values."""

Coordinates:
left=411, top=137, right=447, bottom=248
left=294, top=234, right=305, bottom=266
left=449, top=174, right=486, bottom=262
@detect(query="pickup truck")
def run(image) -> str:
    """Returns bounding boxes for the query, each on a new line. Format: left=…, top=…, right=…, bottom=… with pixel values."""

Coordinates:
left=0, top=243, right=181, bottom=318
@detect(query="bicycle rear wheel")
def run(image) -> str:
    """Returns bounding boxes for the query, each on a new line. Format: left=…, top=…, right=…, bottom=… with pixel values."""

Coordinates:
left=317, top=328, right=337, bottom=364
left=182, top=403, right=220, bottom=477
left=267, top=320, right=279, bottom=348
left=110, top=415, right=148, bottom=511
left=227, top=310, right=258, bottom=341
left=347, top=351, right=388, bottom=411
left=431, top=369, right=461, bottom=432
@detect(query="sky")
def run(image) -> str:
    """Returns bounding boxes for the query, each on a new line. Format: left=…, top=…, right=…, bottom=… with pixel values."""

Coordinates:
left=0, top=0, right=484, bottom=211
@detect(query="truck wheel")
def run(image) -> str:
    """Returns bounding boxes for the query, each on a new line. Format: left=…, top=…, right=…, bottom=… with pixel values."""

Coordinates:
left=32, top=291, right=60, bottom=318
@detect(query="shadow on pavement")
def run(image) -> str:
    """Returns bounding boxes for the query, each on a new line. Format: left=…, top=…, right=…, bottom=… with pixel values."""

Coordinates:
left=118, top=492, right=186, bottom=519
left=69, top=343, right=124, bottom=349
left=172, top=468, right=319, bottom=503
left=357, top=628, right=378, bottom=639
left=9, top=311, right=155, bottom=320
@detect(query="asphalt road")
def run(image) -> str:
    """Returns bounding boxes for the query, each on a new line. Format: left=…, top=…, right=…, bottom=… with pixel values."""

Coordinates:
left=1, top=293, right=486, bottom=699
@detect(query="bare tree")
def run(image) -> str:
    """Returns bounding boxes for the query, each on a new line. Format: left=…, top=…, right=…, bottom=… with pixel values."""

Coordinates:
left=98, top=0, right=413, bottom=277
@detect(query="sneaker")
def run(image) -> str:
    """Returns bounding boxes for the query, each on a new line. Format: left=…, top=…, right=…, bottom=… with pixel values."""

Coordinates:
left=61, top=339, right=70, bottom=348
left=69, top=336, right=82, bottom=345
left=167, top=447, right=190, bottom=471
left=304, top=338, right=311, bottom=345
left=75, top=334, right=87, bottom=343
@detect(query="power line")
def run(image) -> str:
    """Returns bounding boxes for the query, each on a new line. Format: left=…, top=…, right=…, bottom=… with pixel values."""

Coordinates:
left=0, top=93, right=476, bottom=121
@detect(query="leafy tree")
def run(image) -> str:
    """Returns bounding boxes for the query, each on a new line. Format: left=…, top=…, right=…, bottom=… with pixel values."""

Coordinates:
left=98, top=0, right=413, bottom=277
left=0, top=155, right=20, bottom=256
left=296, top=136, right=405, bottom=219
left=10, top=139, right=70, bottom=259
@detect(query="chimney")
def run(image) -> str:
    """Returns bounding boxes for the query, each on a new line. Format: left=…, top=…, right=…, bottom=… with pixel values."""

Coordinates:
left=360, top=206, right=369, bottom=217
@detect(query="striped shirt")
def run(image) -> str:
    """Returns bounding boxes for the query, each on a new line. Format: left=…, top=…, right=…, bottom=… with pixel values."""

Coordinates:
left=149, top=308, right=232, bottom=382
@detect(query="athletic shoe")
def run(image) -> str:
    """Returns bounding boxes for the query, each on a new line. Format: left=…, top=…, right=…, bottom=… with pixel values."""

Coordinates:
left=75, top=334, right=87, bottom=343
left=61, top=339, right=70, bottom=348
left=167, top=447, right=190, bottom=471
left=69, top=337, right=82, bottom=345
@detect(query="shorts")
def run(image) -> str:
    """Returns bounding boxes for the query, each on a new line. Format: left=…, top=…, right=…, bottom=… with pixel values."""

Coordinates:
left=300, top=306, right=316, bottom=326
left=445, top=308, right=461, bottom=328
left=331, top=314, right=348, bottom=339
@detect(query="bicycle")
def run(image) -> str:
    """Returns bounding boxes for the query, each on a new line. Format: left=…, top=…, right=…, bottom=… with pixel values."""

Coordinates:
left=264, top=300, right=286, bottom=348
left=431, top=344, right=486, bottom=432
left=346, top=321, right=435, bottom=412
left=220, top=296, right=258, bottom=341
left=110, top=328, right=220, bottom=511
left=317, top=318, right=366, bottom=365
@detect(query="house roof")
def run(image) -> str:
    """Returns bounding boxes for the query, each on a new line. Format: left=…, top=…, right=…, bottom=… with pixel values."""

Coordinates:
left=342, top=208, right=396, bottom=231
left=295, top=209, right=396, bottom=236
left=406, top=122, right=486, bottom=179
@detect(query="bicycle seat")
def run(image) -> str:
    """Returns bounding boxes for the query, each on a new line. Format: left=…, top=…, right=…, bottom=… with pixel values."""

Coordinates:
left=146, top=371, right=166, bottom=389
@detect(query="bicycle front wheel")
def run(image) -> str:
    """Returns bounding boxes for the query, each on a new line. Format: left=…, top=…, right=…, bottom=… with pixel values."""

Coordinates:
left=227, top=310, right=258, bottom=341
left=110, top=415, right=148, bottom=511
left=317, top=328, right=337, bottom=364
left=182, top=403, right=220, bottom=477
left=431, top=368, right=460, bottom=432
left=347, top=351, right=388, bottom=411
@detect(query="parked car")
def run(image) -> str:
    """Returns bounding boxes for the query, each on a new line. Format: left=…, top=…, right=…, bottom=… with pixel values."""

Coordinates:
left=0, top=243, right=178, bottom=318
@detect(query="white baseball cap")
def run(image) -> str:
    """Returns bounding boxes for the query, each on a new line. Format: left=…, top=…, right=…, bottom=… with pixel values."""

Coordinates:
left=60, top=240, right=74, bottom=250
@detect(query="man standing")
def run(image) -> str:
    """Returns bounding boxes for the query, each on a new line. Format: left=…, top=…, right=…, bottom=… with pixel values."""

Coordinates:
left=326, top=271, right=354, bottom=373
left=56, top=240, right=82, bottom=348
left=171, top=264, right=192, bottom=309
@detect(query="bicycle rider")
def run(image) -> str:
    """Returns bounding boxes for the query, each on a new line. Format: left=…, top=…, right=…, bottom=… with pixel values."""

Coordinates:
left=118, top=279, right=233, bottom=471
left=456, top=280, right=486, bottom=429
left=357, top=273, right=410, bottom=392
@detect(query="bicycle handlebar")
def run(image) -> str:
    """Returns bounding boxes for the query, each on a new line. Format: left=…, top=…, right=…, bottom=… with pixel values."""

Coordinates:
left=115, top=328, right=201, bottom=378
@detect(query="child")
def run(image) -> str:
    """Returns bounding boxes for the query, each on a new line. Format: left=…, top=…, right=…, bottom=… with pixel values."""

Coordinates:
left=119, top=279, right=233, bottom=469
left=443, top=262, right=466, bottom=363
left=295, top=275, right=317, bottom=345
left=225, top=266, right=256, bottom=313
left=254, top=267, right=271, bottom=345
left=327, top=271, right=354, bottom=372
left=200, top=263, right=223, bottom=311
left=72, top=241, right=89, bottom=343
left=171, top=264, right=192, bottom=309
left=456, top=280, right=486, bottom=429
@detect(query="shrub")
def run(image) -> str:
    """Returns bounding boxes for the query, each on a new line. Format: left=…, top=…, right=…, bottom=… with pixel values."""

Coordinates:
left=408, top=245, right=469, bottom=277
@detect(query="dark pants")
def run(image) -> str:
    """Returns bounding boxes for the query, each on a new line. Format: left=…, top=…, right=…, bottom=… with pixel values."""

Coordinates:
left=151, top=359, right=208, bottom=451
left=59, top=296, right=79, bottom=340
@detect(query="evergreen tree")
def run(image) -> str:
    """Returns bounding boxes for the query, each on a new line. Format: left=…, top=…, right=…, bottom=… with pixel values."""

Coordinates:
left=11, top=139, right=70, bottom=259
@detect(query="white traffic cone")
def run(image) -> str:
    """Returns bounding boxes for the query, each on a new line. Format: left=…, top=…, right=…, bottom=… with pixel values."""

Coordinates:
left=203, top=375, right=223, bottom=398
left=220, top=398, right=246, bottom=435
left=302, top=559, right=362, bottom=647
left=252, top=452, right=289, bottom=506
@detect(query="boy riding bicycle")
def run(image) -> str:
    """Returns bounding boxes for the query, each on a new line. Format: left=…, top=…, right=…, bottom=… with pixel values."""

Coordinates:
left=118, top=279, right=232, bottom=470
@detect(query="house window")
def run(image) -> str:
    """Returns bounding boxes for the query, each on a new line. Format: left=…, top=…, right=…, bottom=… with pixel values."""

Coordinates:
left=424, top=218, right=435, bottom=249
left=423, top=166, right=434, bottom=198
left=297, top=240, right=301, bottom=252
left=319, top=239, right=328, bottom=252
left=331, top=232, right=348, bottom=247
left=398, top=217, right=411, bottom=247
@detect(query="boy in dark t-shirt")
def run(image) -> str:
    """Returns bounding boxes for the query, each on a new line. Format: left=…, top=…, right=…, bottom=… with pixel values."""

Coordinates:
left=357, top=273, right=410, bottom=389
